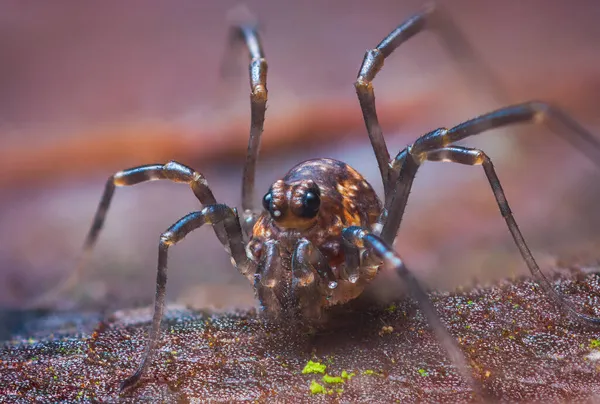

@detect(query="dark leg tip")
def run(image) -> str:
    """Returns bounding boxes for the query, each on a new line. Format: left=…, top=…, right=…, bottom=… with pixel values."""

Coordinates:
left=119, top=372, right=142, bottom=393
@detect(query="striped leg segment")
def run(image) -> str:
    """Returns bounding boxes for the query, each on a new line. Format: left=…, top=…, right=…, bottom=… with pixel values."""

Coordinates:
left=27, top=161, right=229, bottom=308
left=382, top=102, right=600, bottom=245
left=355, top=4, right=504, bottom=195
left=121, top=204, right=249, bottom=391
left=224, top=18, right=268, bottom=220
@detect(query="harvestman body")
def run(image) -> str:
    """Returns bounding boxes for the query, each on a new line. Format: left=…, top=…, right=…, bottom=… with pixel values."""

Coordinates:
left=33, top=6, right=600, bottom=394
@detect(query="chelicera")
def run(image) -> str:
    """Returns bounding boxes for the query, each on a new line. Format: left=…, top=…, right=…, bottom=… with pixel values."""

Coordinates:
left=35, top=6, right=600, bottom=393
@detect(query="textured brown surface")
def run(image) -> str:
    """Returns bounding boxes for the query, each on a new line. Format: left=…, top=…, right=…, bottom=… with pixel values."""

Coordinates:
left=1, top=269, right=599, bottom=402
left=2, top=1, right=600, bottom=366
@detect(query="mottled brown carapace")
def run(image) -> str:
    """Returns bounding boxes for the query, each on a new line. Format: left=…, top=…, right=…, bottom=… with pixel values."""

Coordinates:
left=246, top=158, right=382, bottom=318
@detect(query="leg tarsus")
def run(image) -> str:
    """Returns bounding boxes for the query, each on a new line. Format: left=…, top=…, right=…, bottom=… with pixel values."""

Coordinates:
left=120, top=239, right=168, bottom=392
left=120, top=204, right=249, bottom=392
left=427, top=146, right=600, bottom=324
left=22, top=177, right=117, bottom=309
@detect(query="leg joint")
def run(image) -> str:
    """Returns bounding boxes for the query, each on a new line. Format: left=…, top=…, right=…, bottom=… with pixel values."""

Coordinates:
left=249, top=58, right=268, bottom=102
left=529, top=100, right=551, bottom=123
left=163, top=161, right=195, bottom=182
left=356, top=49, right=384, bottom=83
left=160, top=231, right=175, bottom=246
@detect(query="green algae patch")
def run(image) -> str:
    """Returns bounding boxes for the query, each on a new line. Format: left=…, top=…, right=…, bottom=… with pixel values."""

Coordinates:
left=309, top=380, right=325, bottom=394
left=589, top=339, right=600, bottom=349
left=302, top=360, right=326, bottom=374
left=322, top=374, right=344, bottom=384
left=341, top=370, right=355, bottom=380
left=362, top=369, right=376, bottom=376
left=310, top=379, right=344, bottom=396
left=418, top=368, right=429, bottom=377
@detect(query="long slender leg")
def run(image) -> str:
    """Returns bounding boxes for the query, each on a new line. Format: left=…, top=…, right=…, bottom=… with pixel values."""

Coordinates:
left=342, top=227, right=484, bottom=397
left=381, top=102, right=600, bottom=245
left=121, top=204, right=249, bottom=391
left=224, top=19, right=268, bottom=219
left=355, top=4, right=505, bottom=194
left=25, top=161, right=235, bottom=309
left=423, top=146, right=600, bottom=324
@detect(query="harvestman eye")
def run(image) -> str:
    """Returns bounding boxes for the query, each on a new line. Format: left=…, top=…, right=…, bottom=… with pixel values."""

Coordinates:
left=262, top=192, right=272, bottom=213
left=30, top=4, right=600, bottom=398
left=299, top=189, right=320, bottom=218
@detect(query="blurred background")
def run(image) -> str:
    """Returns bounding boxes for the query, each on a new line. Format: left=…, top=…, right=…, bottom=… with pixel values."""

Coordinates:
left=1, top=0, right=599, bottom=318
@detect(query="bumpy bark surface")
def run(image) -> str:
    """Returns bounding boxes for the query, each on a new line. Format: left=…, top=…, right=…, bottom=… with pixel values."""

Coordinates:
left=1, top=269, right=599, bottom=403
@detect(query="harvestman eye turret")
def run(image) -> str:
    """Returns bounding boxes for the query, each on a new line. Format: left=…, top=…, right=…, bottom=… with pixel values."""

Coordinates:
left=30, top=5, right=600, bottom=395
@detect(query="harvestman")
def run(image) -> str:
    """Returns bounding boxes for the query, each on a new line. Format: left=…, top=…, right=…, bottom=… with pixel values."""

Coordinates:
left=32, top=6, right=600, bottom=394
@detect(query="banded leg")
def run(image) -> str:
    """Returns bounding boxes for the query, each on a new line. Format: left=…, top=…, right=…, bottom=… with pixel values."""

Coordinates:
left=223, top=17, right=268, bottom=221
left=381, top=101, right=600, bottom=245
left=26, top=161, right=231, bottom=309
left=291, top=239, right=337, bottom=319
left=342, top=227, right=482, bottom=396
left=355, top=4, right=505, bottom=194
left=434, top=146, right=600, bottom=324
left=121, top=204, right=249, bottom=391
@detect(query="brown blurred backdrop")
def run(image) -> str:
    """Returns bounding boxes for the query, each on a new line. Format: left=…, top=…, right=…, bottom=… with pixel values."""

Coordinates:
left=1, top=0, right=599, bottom=313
